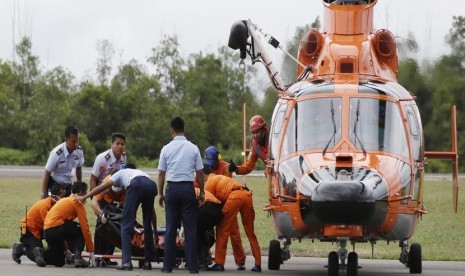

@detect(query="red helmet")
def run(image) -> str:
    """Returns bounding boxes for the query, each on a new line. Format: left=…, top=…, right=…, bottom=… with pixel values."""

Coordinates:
left=249, top=115, right=266, bottom=132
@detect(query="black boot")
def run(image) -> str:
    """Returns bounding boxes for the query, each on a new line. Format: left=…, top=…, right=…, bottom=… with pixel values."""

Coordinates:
left=33, top=247, right=46, bottom=267
left=74, top=251, right=90, bottom=268
left=12, top=242, right=24, bottom=264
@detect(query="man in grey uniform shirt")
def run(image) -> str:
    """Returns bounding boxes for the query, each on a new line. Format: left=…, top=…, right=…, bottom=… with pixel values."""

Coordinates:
left=41, top=125, right=84, bottom=198
left=89, top=132, right=127, bottom=191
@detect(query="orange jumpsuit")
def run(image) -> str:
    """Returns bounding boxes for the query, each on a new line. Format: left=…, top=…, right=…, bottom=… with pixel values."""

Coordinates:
left=21, top=197, right=54, bottom=240
left=205, top=174, right=261, bottom=266
left=44, top=194, right=94, bottom=252
left=212, top=161, right=246, bottom=265
left=236, top=136, right=268, bottom=175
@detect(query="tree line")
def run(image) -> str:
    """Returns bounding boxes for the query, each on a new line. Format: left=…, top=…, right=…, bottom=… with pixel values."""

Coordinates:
left=0, top=16, right=464, bottom=171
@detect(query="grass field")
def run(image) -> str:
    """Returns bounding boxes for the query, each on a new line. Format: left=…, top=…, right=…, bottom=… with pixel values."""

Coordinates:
left=1, top=177, right=464, bottom=260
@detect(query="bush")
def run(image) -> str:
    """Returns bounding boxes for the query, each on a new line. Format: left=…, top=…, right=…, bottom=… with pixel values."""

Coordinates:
left=0, top=147, right=36, bottom=165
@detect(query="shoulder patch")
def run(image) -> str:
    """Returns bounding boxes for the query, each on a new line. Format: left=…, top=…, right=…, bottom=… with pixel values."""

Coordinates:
left=105, top=153, right=111, bottom=160
left=56, top=148, right=63, bottom=155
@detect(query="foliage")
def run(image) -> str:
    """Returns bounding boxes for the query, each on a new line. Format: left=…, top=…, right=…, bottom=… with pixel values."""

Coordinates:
left=0, top=148, right=35, bottom=165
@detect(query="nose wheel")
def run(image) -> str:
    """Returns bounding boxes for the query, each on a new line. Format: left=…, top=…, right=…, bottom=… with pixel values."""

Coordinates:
left=327, top=241, right=359, bottom=276
left=347, top=252, right=358, bottom=276
left=328, top=251, right=339, bottom=276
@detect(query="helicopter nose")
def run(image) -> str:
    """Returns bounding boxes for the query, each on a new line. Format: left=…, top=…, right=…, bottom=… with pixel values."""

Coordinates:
left=311, top=180, right=377, bottom=225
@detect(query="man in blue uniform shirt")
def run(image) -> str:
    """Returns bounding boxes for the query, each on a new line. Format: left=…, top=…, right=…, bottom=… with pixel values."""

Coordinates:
left=41, top=125, right=84, bottom=198
left=158, top=117, right=205, bottom=274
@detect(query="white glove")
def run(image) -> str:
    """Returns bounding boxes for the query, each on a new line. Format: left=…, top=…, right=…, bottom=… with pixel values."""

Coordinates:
left=100, top=213, right=108, bottom=224
left=89, top=252, right=95, bottom=267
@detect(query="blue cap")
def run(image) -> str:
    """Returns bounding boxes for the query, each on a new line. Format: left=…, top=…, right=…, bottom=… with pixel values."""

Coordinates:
left=204, top=146, right=219, bottom=167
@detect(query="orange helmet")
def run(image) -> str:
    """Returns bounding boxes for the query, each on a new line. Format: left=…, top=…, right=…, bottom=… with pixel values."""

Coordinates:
left=249, top=115, right=266, bottom=132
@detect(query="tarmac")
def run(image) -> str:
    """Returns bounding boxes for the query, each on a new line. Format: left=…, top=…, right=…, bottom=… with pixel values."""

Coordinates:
left=2, top=248, right=465, bottom=276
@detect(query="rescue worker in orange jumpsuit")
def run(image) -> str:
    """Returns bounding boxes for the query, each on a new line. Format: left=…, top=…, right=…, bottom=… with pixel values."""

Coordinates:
left=204, top=146, right=246, bottom=270
left=90, top=173, right=127, bottom=266
left=204, top=166, right=261, bottom=272
left=12, top=184, right=66, bottom=265
left=229, top=115, right=269, bottom=175
left=34, top=181, right=94, bottom=268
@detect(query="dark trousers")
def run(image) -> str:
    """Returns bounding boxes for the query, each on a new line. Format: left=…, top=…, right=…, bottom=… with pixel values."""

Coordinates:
left=163, top=181, right=198, bottom=271
left=94, top=202, right=116, bottom=256
left=121, top=176, right=157, bottom=264
left=197, top=202, right=223, bottom=267
left=43, top=221, right=84, bottom=267
left=197, top=202, right=223, bottom=250
left=20, top=230, right=43, bottom=262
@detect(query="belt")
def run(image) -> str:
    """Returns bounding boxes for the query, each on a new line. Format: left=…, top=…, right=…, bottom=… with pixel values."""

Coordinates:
left=167, top=181, right=194, bottom=185
left=231, top=186, right=244, bottom=191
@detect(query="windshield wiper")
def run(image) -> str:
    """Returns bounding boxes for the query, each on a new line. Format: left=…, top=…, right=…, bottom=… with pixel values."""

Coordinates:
left=322, top=100, right=337, bottom=156
left=353, top=99, right=367, bottom=156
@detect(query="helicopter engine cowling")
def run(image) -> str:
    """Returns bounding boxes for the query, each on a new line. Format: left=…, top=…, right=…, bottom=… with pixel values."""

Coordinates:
left=312, top=180, right=376, bottom=224
left=297, top=167, right=388, bottom=227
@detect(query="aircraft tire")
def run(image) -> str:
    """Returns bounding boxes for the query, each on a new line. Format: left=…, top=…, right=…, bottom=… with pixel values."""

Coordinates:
left=408, top=243, right=422, bottom=274
left=347, top=252, right=358, bottom=276
left=328, top=251, right=339, bottom=276
left=268, top=240, right=282, bottom=270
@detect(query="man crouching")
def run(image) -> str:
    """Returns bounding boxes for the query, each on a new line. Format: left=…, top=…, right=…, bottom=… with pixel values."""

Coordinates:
left=34, top=181, right=94, bottom=267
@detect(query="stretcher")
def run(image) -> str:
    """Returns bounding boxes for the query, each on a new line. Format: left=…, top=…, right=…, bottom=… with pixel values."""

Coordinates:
left=86, top=204, right=185, bottom=267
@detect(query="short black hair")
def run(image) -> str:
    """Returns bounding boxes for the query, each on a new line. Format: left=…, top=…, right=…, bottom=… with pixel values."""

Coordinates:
left=202, top=163, right=212, bottom=175
left=65, top=125, right=79, bottom=138
left=111, top=132, right=126, bottom=143
left=170, top=117, right=185, bottom=133
left=124, top=163, right=136, bottom=169
left=50, top=184, right=65, bottom=196
left=72, top=181, right=88, bottom=194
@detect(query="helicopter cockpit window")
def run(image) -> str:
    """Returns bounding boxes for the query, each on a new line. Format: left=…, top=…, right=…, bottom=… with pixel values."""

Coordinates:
left=282, top=108, right=296, bottom=157
left=404, top=105, right=423, bottom=162
left=271, top=103, right=288, bottom=160
left=349, top=98, right=408, bottom=158
left=297, top=98, right=342, bottom=151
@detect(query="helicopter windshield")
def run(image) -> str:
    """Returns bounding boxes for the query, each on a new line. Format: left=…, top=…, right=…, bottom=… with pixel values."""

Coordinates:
left=297, top=98, right=342, bottom=151
left=349, top=98, right=408, bottom=158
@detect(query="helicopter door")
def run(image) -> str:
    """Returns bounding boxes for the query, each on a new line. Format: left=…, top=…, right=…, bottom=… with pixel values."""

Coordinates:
left=269, top=102, right=289, bottom=198
left=404, top=104, right=424, bottom=201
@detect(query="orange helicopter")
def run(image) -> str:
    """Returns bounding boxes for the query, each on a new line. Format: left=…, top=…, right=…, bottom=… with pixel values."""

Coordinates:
left=228, top=0, right=459, bottom=275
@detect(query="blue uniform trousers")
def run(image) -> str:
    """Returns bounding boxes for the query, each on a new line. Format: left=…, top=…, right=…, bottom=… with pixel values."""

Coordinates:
left=121, top=176, right=157, bottom=264
left=163, top=181, right=198, bottom=271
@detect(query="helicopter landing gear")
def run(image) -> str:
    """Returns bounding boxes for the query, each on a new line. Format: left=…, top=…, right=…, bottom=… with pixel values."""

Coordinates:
left=347, top=252, right=358, bottom=276
left=268, top=240, right=282, bottom=270
left=268, top=238, right=291, bottom=270
left=327, top=240, right=359, bottom=276
left=399, top=240, right=422, bottom=274
left=328, top=251, right=339, bottom=276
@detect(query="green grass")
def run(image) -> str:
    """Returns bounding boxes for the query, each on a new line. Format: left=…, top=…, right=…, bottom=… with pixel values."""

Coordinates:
left=1, top=177, right=464, bottom=260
